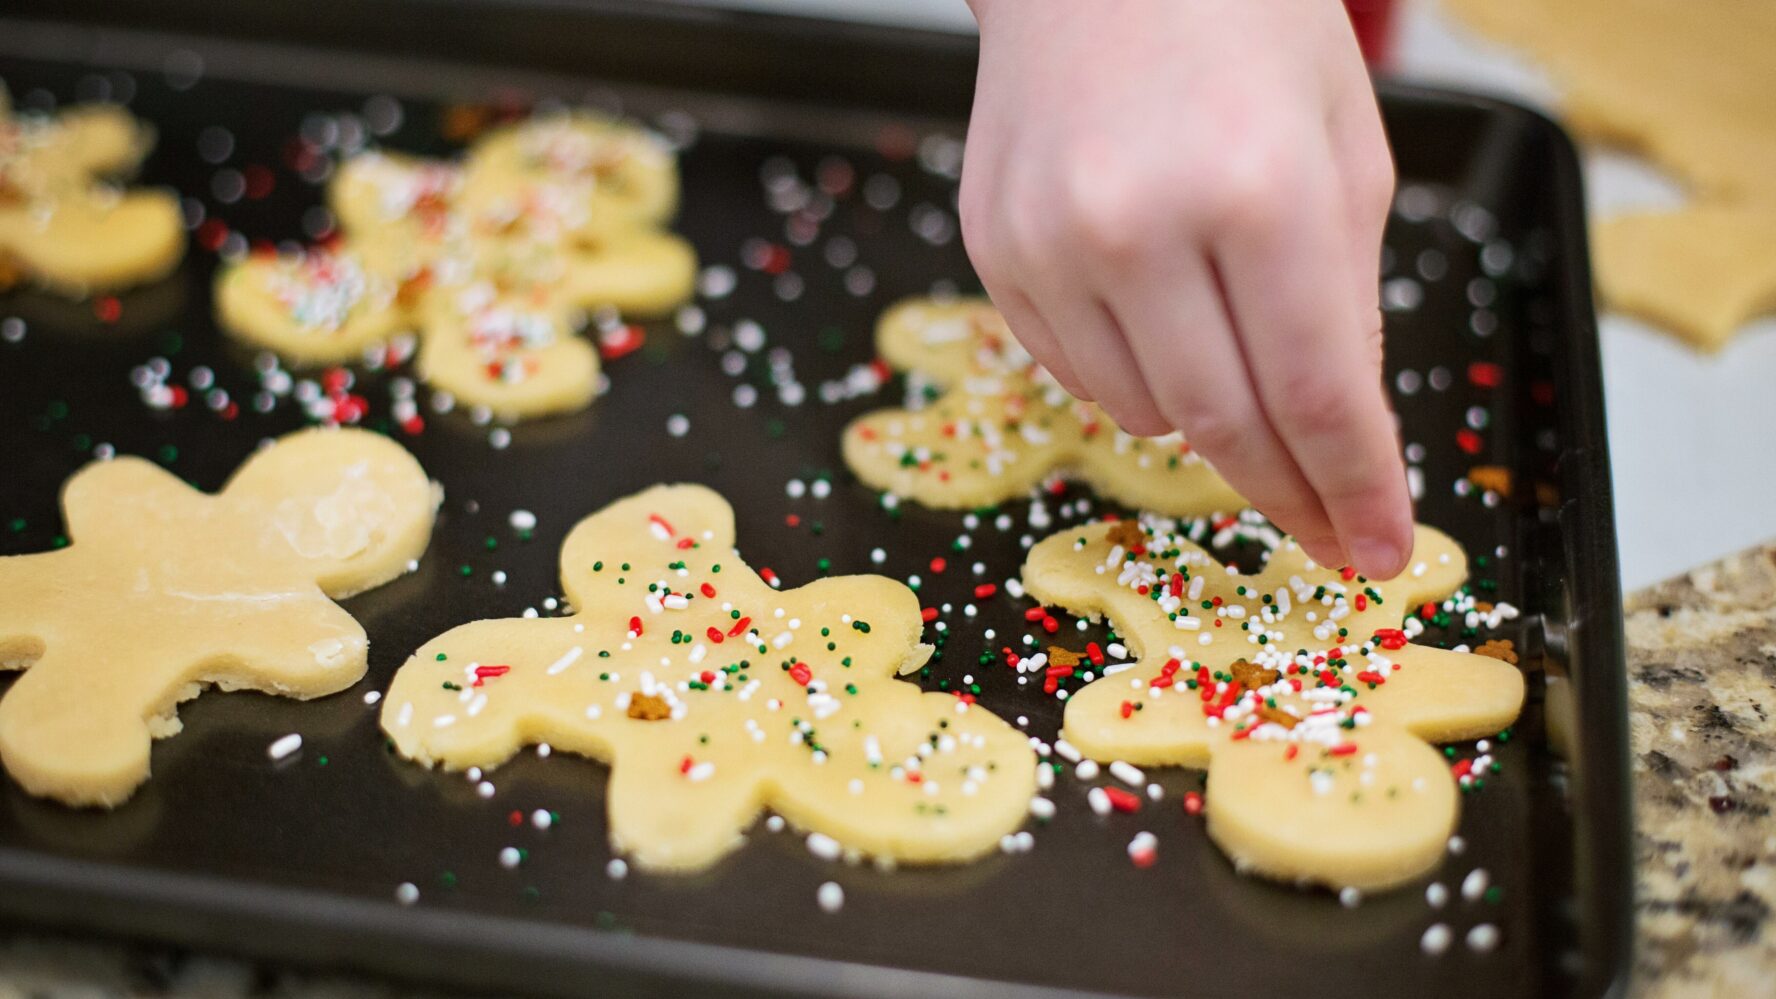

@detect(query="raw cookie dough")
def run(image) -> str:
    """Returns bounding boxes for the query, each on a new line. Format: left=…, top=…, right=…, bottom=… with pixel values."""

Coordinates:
left=1444, top=0, right=1776, bottom=349
left=1021, top=516, right=1524, bottom=890
left=0, top=89, right=184, bottom=295
left=843, top=298, right=1245, bottom=515
left=0, top=428, right=438, bottom=807
left=382, top=484, right=1037, bottom=872
left=216, top=113, right=697, bottom=418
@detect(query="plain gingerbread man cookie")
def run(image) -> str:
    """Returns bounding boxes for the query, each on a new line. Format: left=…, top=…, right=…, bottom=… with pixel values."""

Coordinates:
left=216, top=113, right=697, bottom=419
left=843, top=298, right=1245, bottom=515
left=0, top=89, right=184, bottom=295
left=0, top=428, right=438, bottom=807
left=1021, top=516, right=1524, bottom=890
left=382, top=484, right=1037, bottom=872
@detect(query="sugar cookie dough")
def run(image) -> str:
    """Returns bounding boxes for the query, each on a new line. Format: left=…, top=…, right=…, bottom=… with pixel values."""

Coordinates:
left=216, top=113, right=697, bottom=418
left=1444, top=0, right=1776, bottom=349
left=0, top=428, right=438, bottom=807
left=843, top=298, right=1245, bottom=514
left=0, top=89, right=184, bottom=295
left=382, top=484, right=1037, bottom=872
left=1022, top=516, right=1524, bottom=890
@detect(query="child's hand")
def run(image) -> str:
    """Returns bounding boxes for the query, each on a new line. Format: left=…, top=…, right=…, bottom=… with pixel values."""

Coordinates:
left=960, top=0, right=1411, bottom=578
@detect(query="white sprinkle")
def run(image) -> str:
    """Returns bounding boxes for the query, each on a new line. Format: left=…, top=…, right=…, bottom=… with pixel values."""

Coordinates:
left=1339, top=886, right=1363, bottom=908
left=766, top=815, right=786, bottom=833
left=1053, top=739, right=1083, bottom=763
left=1075, top=760, right=1100, bottom=781
left=546, top=646, right=584, bottom=675
left=267, top=733, right=303, bottom=761
left=476, top=780, right=495, bottom=799
left=1109, top=761, right=1145, bottom=787
left=537, top=743, right=552, bottom=758
left=532, top=809, right=553, bottom=830
left=606, top=858, right=628, bottom=880
left=1087, top=787, right=1111, bottom=816
left=1426, top=882, right=1449, bottom=908
left=806, top=832, right=843, bottom=861
left=1466, top=923, right=1500, bottom=953
left=666, top=413, right=690, bottom=437
left=395, top=882, right=419, bottom=906
left=1461, top=868, right=1491, bottom=901
left=1448, top=835, right=1467, bottom=856
left=1029, top=796, right=1055, bottom=820
left=499, top=846, right=522, bottom=869
left=362, top=690, right=382, bottom=705
left=817, top=881, right=845, bottom=913
left=1127, top=831, right=1158, bottom=865
left=687, top=761, right=716, bottom=782
left=509, top=509, right=537, bottom=531
left=1420, top=923, right=1452, bottom=955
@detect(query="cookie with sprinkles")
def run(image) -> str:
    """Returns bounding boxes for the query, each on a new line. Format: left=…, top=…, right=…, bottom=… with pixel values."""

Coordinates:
left=842, top=297, right=1245, bottom=514
left=1021, top=517, right=1524, bottom=891
left=0, top=88, right=184, bottom=295
left=216, top=113, right=696, bottom=419
left=0, top=428, right=438, bottom=807
left=382, top=484, right=1037, bottom=872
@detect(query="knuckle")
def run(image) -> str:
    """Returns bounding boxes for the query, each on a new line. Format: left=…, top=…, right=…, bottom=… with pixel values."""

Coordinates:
left=1267, top=368, right=1358, bottom=437
left=1176, top=404, right=1246, bottom=459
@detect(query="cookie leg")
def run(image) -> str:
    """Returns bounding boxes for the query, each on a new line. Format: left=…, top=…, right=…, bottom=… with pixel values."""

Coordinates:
left=0, top=642, right=165, bottom=807
left=606, top=747, right=769, bottom=872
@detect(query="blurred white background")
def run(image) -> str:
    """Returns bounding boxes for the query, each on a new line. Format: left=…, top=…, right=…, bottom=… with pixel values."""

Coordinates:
left=703, top=0, right=1776, bottom=591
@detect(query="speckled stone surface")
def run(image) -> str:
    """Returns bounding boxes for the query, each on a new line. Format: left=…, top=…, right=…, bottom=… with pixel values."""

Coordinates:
left=5, top=544, right=1776, bottom=997
left=1626, top=542, right=1776, bottom=998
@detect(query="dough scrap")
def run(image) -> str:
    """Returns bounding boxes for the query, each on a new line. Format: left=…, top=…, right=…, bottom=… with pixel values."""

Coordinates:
left=216, top=113, right=697, bottom=418
left=1022, top=516, right=1524, bottom=890
left=382, top=484, right=1037, bottom=872
left=1444, top=0, right=1776, bottom=349
left=0, top=89, right=184, bottom=295
left=0, top=428, right=438, bottom=807
left=842, top=298, right=1245, bottom=514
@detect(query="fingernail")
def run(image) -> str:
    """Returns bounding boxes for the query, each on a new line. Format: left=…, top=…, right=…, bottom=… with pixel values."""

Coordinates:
left=1350, top=535, right=1407, bottom=579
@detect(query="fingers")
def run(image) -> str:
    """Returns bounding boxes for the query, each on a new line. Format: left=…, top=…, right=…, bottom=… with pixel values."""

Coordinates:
left=1211, top=137, right=1413, bottom=579
left=1023, top=287, right=1170, bottom=437
left=1099, top=249, right=1346, bottom=568
left=990, top=285, right=1092, bottom=401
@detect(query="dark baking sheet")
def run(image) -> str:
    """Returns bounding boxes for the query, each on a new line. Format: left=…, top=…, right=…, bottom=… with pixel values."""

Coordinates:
left=0, top=6, right=1630, bottom=998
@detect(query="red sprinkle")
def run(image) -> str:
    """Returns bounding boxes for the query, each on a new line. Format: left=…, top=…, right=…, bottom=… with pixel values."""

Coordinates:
left=1182, top=791, right=1204, bottom=817
left=1456, top=428, right=1484, bottom=455
left=929, top=557, right=947, bottom=574
left=973, top=583, right=997, bottom=600
left=1468, top=361, right=1503, bottom=388
left=628, top=616, right=643, bottom=636
left=706, top=626, right=725, bottom=644
left=700, top=583, right=717, bottom=598
left=1328, top=743, right=1360, bottom=757
left=789, top=663, right=813, bottom=686
left=1104, top=787, right=1141, bottom=813
left=728, top=616, right=752, bottom=637
left=1086, top=642, right=1105, bottom=666
left=921, top=607, right=939, bottom=624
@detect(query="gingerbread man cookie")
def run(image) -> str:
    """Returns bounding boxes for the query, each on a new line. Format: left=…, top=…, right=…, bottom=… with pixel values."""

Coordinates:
left=216, top=113, right=697, bottom=418
left=843, top=298, right=1245, bottom=515
left=382, top=484, right=1037, bottom=872
left=0, top=428, right=438, bottom=807
left=0, top=89, right=184, bottom=295
left=1021, top=516, right=1523, bottom=890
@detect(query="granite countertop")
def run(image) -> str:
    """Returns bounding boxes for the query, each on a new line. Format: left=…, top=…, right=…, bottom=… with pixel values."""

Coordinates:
left=1624, top=542, right=1776, bottom=996
left=5, top=544, right=1775, bottom=998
